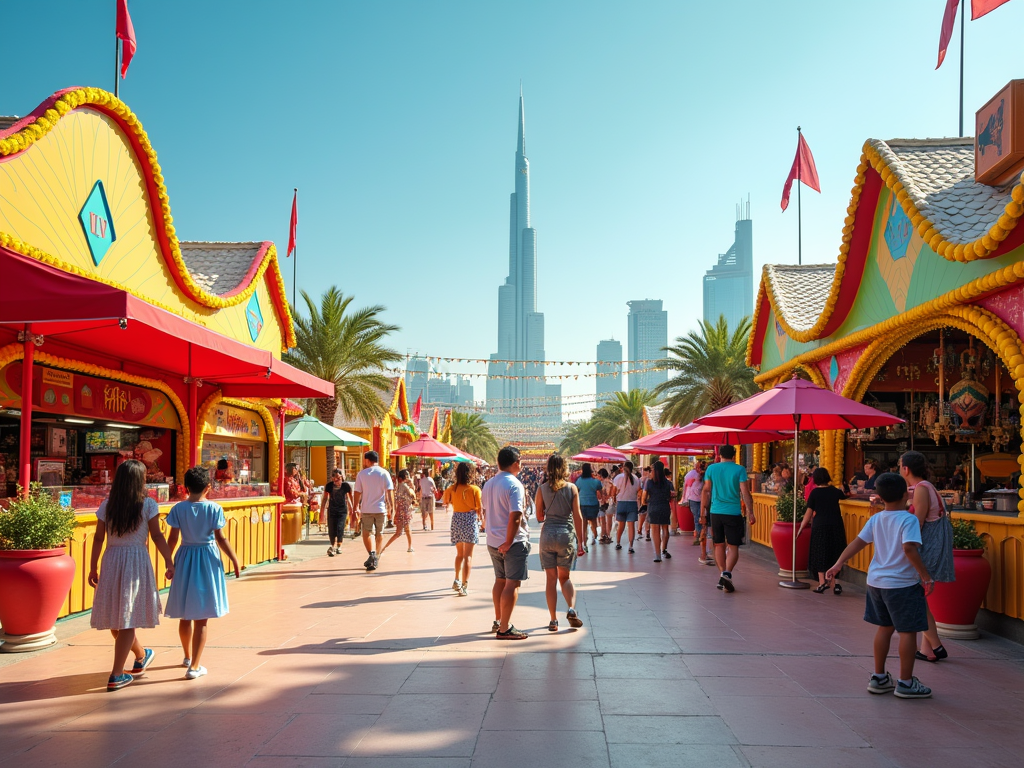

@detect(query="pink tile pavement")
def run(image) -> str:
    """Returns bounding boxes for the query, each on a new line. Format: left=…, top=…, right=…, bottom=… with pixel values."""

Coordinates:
left=2, top=525, right=1023, bottom=767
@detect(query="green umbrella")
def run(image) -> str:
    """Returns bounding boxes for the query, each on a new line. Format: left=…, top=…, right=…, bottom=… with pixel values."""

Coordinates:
left=282, top=415, right=368, bottom=540
left=283, top=415, right=369, bottom=447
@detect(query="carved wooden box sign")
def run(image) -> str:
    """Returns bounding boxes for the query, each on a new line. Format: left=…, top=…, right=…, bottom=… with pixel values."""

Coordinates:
left=976, top=80, right=1024, bottom=186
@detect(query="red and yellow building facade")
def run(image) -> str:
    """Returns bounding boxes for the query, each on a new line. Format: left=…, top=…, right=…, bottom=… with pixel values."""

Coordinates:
left=0, top=88, right=332, bottom=619
left=747, top=83, right=1024, bottom=629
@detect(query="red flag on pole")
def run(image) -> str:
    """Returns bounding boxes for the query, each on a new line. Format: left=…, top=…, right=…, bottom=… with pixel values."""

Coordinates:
left=780, top=133, right=820, bottom=212
left=936, top=0, right=960, bottom=69
left=428, top=409, right=439, bottom=438
left=972, top=0, right=1011, bottom=20
left=412, top=395, right=422, bottom=424
left=116, top=0, right=137, bottom=78
left=286, top=190, right=298, bottom=257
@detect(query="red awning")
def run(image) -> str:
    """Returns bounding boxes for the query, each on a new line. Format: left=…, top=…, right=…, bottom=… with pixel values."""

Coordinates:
left=0, top=247, right=333, bottom=399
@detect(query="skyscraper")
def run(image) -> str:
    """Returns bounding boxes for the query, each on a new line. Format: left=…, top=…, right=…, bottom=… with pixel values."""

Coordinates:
left=486, top=88, right=560, bottom=432
left=596, top=339, right=623, bottom=399
left=703, top=201, right=753, bottom=331
left=627, top=300, right=668, bottom=393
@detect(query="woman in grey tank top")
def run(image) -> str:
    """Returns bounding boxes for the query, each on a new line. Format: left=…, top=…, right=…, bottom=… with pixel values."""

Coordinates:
left=535, top=453, right=586, bottom=632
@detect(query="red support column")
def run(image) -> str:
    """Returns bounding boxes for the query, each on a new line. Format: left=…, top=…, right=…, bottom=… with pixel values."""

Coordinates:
left=277, top=407, right=286, bottom=561
left=187, top=378, right=199, bottom=467
left=18, top=328, right=34, bottom=498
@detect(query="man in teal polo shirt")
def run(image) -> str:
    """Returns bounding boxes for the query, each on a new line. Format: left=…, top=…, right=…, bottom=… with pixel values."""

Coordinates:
left=700, top=445, right=755, bottom=592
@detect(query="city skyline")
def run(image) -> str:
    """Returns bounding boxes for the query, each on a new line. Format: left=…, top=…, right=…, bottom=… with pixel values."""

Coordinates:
left=703, top=202, right=754, bottom=331
left=486, top=89, right=561, bottom=434
left=8, top=1, right=1024, bottom=411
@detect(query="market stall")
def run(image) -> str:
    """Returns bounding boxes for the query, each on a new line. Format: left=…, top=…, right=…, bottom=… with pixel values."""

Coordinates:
left=0, top=87, right=333, bottom=621
left=745, top=80, right=1024, bottom=628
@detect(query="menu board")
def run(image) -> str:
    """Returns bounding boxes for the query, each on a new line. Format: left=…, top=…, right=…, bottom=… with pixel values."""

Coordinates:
left=85, top=430, right=121, bottom=453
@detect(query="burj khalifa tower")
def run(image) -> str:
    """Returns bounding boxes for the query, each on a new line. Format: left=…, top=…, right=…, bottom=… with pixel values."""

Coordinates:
left=486, top=89, right=561, bottom=434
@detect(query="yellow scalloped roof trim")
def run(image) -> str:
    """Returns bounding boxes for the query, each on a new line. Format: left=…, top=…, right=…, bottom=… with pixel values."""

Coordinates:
left=753, top=254, right=1024, bottom=385
left=748, top=141, right=1024, bottom=366
left=0, top=87, right=295, bottom=350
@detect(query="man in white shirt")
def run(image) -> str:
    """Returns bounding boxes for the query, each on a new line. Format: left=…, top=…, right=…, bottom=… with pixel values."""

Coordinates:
left=418, top=471, right=437, bottom=531
left=482, top=446, right=530, bottom=640
left=353, top=451, right=394, bottom=571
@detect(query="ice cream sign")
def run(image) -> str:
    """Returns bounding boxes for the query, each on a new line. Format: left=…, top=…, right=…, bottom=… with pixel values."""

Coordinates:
left=78, top=180, right=117, bottom=266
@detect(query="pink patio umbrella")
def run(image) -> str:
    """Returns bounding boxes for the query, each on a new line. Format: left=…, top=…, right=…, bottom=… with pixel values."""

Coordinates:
left=655, top=422, right=793, bottom=447
left=447, top=445, right=489, bottom=466
left=391, top=434, right=462, bottom=459
left=695, top=376, right=903, bottom=589
left=571, top=443, right=628, bottom=463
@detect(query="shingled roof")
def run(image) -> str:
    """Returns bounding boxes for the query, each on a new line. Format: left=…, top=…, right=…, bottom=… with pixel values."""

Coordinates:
left=762, top=264, right=837, bottom=333
left=871, top=138, right=1015, bottom=244
left=179, top=242, right=265, bottom=296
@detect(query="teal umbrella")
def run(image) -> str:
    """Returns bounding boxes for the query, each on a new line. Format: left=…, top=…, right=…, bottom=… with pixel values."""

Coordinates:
left=282, top=415, right=368, bottom=539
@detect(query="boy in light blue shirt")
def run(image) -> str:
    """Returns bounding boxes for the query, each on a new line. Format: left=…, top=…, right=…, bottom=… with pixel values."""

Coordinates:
left=827, top=472, right=934, bottom=699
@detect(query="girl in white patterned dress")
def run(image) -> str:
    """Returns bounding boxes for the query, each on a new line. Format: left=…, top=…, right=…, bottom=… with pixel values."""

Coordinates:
left=88, top=460, right=175, bottom=691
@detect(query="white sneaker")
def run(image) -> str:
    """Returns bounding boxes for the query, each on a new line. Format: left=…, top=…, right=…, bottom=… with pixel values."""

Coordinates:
left=185, top=666, right=208, bottom=680
left=407, top=547, right=415, bottom=552
left=182, top=657, right=190, bottom=668
left=452, top=579, right=462, bottom=592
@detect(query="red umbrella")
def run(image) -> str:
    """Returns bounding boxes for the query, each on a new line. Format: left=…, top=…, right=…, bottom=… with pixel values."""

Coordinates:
left=391, top=435, right=461, bottom=459
left=656, top=422, right=792, bottom=447
left=571, top=443, right=628, bottom=463
left=696, top=377, right=903, bottom=589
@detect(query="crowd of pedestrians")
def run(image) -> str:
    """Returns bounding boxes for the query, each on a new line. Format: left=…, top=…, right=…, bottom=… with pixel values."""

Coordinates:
left=84, top=438, right=952, bottom=702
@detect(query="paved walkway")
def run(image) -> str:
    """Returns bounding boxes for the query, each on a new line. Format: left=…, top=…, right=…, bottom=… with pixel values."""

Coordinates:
left=2, top=519, right=1023, bottom=768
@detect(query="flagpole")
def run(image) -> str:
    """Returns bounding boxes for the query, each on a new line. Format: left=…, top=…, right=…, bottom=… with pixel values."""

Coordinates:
left=291, top=188, right=297, bottom=311
left=958, top=0, right=965, bottom=137
left=797, top=126, right=802, bottom=266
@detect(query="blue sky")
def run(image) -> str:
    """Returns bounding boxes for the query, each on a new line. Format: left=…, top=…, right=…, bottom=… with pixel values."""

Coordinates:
left=6, top=0, right=1024, bottom=409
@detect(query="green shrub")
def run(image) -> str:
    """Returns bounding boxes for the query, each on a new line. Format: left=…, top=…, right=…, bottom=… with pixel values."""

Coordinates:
left=951, top=518, right=986, bottom=550
left=776, top=489, right=807, bottom=523
left=0, top=484, right=78, bottom=550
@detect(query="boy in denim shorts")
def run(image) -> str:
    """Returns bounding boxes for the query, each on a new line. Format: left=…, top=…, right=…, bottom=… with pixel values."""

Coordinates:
left=827, top=472, right=934, bottom=699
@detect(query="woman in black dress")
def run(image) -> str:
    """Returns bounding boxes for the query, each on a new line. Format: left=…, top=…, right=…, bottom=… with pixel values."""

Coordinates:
left=797, top=467, right=848, bottom=594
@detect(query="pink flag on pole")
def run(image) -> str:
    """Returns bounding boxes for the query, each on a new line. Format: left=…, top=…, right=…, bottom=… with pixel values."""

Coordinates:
left=780, top=133, right=820, bottom=212
left=116, top=0, right=137, bottom=78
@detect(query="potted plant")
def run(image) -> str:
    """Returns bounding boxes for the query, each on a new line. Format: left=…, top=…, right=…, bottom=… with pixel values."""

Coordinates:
left=927, top=518, right=991, bottom=640
left=770, top=489, right=812, bottom=577
left=0, top=485, right=78, bottom=652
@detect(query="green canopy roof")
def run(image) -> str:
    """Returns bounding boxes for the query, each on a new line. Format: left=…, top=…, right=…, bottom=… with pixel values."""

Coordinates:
left=282, top=415, right=369, bottom=447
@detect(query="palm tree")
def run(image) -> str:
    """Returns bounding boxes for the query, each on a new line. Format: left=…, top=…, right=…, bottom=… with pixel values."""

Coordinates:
left=284, top=288, right=402, bottom=472
left=587, top=390, right=658, bottom=448
left=655, top=315, right=757, bottom=428
left=449, top=411, right=499, bottom=463
left=558, top=419, right=596, bottom=457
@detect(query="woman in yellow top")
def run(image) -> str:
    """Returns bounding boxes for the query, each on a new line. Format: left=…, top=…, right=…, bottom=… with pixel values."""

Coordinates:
left=443, top=461, right=483, bottom=597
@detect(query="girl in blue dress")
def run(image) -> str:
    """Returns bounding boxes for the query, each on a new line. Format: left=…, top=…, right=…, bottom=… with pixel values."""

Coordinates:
left=165, top=465, right=241, bottom=679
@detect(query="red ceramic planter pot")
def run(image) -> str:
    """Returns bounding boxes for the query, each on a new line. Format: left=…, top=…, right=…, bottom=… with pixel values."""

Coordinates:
left=0, top=548, right=76, bottom=637
left=770, top=522, right=812, bottom=574
left=673, top=500, right=695, bottom=532
left=927, top=549, right=991, bottom=629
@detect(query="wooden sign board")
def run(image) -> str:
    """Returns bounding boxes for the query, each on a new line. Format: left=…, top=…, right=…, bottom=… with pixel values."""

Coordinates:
left=976, top=80, right=1024, bottom=186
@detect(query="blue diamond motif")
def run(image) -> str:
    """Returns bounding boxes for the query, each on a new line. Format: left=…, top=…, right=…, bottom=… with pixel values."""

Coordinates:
left=830, top=355, right=840, bottom=386
left=246, top=292, right=264, bottom=342
left=78, top=181, right=116, bottom=266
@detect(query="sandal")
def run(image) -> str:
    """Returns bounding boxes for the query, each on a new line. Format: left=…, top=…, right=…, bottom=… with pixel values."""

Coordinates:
left=662, top=550, right=672, bottom=559
left=615, top=544, right=622, bottom=550
left=548, top=619, right=559, bottom=632
left=915, top=650, right=939, bottom=663
left=813, top=584, right=829, bottom=593
left=567, top=609, right=583, bottom=628
left=628, top=548, right=635, bottom=554
left=833, top=583, right=842, bottom=595
left=933, top=644, right=948, bottom=660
